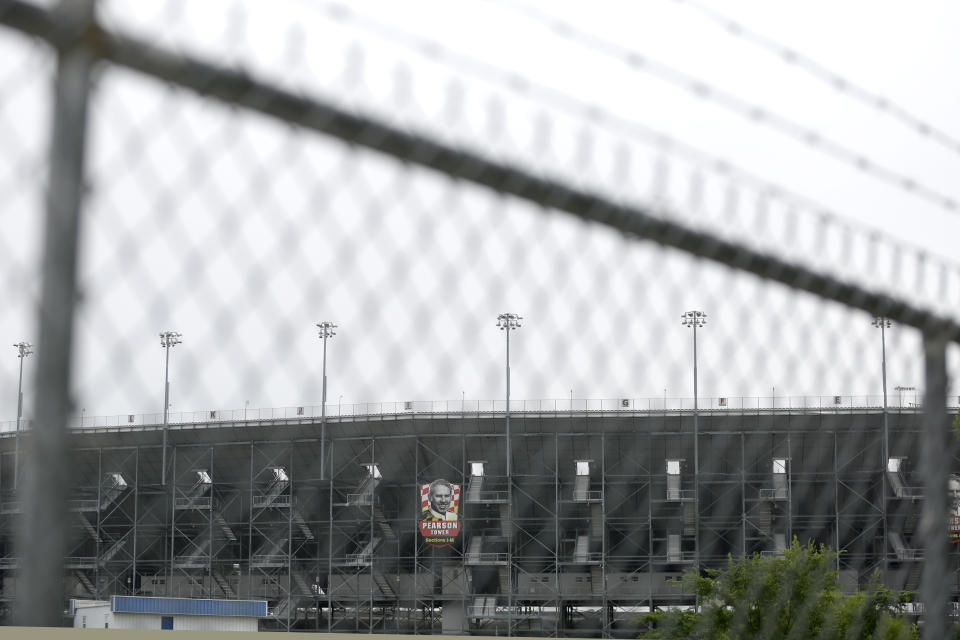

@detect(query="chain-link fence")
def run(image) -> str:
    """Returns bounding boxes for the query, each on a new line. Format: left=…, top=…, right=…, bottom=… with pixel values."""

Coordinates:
left=1, top=0, right=959, bottom=636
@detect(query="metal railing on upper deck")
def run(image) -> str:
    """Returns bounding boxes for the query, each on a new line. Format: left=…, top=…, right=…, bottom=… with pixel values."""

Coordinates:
left=0, top=393, right=943, bottom=433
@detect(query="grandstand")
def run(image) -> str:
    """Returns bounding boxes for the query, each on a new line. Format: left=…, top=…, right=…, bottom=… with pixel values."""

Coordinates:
left=0, top=399, right=945, bottom=636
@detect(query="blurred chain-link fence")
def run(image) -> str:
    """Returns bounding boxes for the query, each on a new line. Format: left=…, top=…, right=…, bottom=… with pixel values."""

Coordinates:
left=1, top=0, right=959, bottom=637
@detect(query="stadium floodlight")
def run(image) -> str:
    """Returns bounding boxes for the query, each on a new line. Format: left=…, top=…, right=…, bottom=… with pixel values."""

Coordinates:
left=13, top=341, right=33, bottom=490
left=317, top=321, right=337, bottom=480
left=497, top=313, right=522, bottom=476
left=159, top=331, right=182, bottom=485
left=894, top=385, right=916, bottom=408
left=873, top=316, right=892, bottom=574
left=681, top=310, right=706, bottom=570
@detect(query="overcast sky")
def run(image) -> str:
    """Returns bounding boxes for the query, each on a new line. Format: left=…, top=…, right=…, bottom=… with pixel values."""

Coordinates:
left=1, top=0, right=959, bottom=424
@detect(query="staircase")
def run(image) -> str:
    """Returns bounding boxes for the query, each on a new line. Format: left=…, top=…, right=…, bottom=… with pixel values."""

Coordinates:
left=213, top=513, right=237, bottom=542
left=258, top=470, right=290, bottom=507
left=291, top=509, right=314, bottom=540
left=175, top=536, right=212, bottom=566
left=774, top=533, right=787, bottom=552
left=373, top=570, right=395, bottom=597
left=271, top=597, right=290, bottom=620
left=467, top=477, right=483, bottom=503
left=905, top=563, right=923, bottom=592
left=887, top=471, right=906, bottom=498
left=100, top=532, right=131, bottom=564
left=589, top=565, right=604, bottom=597
left=683, top=502, right=696, bottom=536
left=498, top=566, right=511, bottom=594
left=590, top=504, right=604, bottom=538
left=77, top=513, right=99, bottom=542
left=74, top=570, right=96, bottom=597
left=574, top=476, right=590, bottom=502
left=573, top=535, right=590, bottom=563
left=252, top=537, right=288, bottom=565
left=754, top=502, right=771, bottom=534
left=292, top=571, right=312, bottom=596
left=466, top=535, right=483, bottom=564
left=373, top=506, right=396, bottom=540
left=100, top=473, right=129, bottom=510
left=350, top=474, right=380, bottom=505
left=903, top=510, right=919, bottom=536
left=211, top=569, right=236, bottom=598
left=499, top=504, right=512, bottom=538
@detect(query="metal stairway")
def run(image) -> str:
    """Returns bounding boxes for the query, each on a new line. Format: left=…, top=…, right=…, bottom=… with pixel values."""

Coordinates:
left=99, top=532, right=131, bottom=564
left=74, top=570, right=96, bottom=597
left=372, top=506, right=395, bottom=540
left=292, top=571, right=312, bottom=596
left=466, top=535, right=483, bottom=564
left=211, top=568, right=236, bottom=598
left=499, top=504, right=513, bottom=538
left=77, top=512, right=99, bottom=542
left=498, top=566, right=511, bottom=594
left=574, top=475, right=590, bottom=502
left=683, top=502, right=696, bottom=536
left=573, top=535, right=590, bottom=563
left=467, top=476, right=483, bottom=502
left=373, top=570, right=395, bottom=597
left=291, top=509, right=314, bottom=540
left=589, top=565, right=604, bottom=596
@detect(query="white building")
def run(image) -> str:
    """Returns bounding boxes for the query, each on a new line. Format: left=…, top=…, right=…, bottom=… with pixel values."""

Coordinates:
left=71, top=595, right=267, bottom=631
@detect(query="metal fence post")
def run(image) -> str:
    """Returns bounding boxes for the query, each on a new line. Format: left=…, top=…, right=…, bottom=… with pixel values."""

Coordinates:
left=14, top=0, right=97, bottom=626
left=919, top=334, right=950, bottom=640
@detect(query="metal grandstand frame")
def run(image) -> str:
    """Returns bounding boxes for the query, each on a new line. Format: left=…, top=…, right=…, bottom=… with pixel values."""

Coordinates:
left=0, top=405, right=945, bottom=636
left=0, top=1, right=958, bottom=637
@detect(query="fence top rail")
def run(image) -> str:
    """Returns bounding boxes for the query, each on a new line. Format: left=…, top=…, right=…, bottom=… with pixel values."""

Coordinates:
left=1, top=0, right=959, bottom=343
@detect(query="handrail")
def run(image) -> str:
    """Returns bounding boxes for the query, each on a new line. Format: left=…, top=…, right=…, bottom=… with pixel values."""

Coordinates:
left=2, top=394, right=942, bottom=433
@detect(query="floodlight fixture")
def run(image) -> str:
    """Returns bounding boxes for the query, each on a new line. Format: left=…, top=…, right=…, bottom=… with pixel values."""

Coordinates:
left=681, top=310, right=707, bottom=328
left=497, top=313, right=522, bottom=330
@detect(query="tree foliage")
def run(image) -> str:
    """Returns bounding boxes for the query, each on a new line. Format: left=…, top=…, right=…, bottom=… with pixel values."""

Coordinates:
left=638, top=540, right=918, bottom=640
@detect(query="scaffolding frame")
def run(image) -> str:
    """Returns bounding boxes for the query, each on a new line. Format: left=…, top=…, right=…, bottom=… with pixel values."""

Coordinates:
left=0, top=405, right=943, bottom=635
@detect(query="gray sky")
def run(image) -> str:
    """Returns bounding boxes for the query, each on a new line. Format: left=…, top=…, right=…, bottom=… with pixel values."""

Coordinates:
left=1, top=0, right=958, bottom=425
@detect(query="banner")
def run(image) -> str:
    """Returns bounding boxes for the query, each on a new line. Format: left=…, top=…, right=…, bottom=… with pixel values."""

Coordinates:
left=420, top=479, right=461, bottom=547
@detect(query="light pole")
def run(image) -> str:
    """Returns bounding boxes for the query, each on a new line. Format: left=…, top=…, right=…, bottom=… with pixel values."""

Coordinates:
left=873, top=316, right=891, bottom=574
left=13, top=341, right=33, bottom=490
left=159, top=331, right=181, bottom=486
left=497, top=312, right=521, bottom=633
left=681, top=310, right=706, bottom=570
left=497, top=313, right=522, bottom=477
left=317, top=321, right=337, bottom=480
